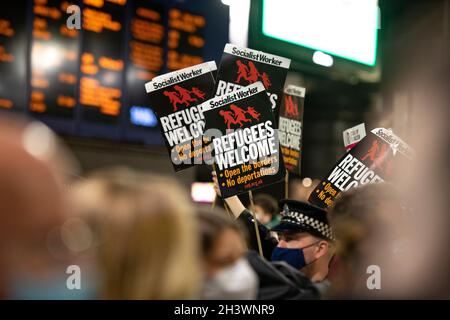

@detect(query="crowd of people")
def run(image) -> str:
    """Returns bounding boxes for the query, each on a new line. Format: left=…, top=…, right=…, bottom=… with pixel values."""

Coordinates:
left=0, top=111, right=448, bottom=300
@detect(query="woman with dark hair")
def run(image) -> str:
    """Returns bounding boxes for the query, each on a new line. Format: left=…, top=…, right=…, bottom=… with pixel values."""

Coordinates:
left=251, top=194, right=281, bottom=229
left=198, top=202, right=321, bottom=300
left=196, top=208, right=259, bottom=300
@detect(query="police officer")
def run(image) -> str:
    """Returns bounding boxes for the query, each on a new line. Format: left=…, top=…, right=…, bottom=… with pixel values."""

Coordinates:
left=212, top=172, right=334, bottom=298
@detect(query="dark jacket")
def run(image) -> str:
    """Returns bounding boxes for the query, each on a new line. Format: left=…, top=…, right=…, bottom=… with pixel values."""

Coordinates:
left=238, top=209, right=323, bottom=299
left=238, top=209, right=278, bottom=260
left=246, top=251, right=320, bottom=300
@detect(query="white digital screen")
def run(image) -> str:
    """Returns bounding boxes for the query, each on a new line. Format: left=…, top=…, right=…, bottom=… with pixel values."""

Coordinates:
left=262, top=0, right=379, bottom=66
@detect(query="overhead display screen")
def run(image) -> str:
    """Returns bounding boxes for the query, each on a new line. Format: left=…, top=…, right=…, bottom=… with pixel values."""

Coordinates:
left=0, top=0, right=229, bottom=145
left=0, top=3, right=29, bottom=111
left=262, top=0, right=379, bottom=67
left=30, top=0, right=79, bottom=118
left=78, top=0, right=126, bottom=123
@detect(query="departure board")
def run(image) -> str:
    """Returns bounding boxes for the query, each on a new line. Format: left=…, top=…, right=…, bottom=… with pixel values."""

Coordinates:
left=125, top=0, right=164, bottom=129
left=30, top=0, right=79, bottom=118
left=0, top=3, right=28, bottom=111
left=167, top=8, right=205, bottom=71
left=79, top=0, right=126, bottom=124
left=0, top=0, right=228, bottom=145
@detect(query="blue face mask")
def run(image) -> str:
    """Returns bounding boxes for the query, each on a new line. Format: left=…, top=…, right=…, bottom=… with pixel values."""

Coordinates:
left=271, top=241, right=320, bottom=270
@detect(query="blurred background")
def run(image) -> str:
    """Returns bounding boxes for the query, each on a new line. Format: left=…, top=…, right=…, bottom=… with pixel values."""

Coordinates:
left=0, top=0, right=448, bottom=204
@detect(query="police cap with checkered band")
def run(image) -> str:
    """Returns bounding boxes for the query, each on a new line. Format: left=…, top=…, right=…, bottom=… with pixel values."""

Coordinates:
left=271, top=199, right=335, bottom=241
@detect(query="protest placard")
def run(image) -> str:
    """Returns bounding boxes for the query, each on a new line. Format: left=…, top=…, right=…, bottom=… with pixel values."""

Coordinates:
left=309, top=128, right=414, bottom=208
left=202, top=82, right=286, bottom=198
left=146, top=61, right=217, bottom=171
left=343, top=123, right=366, bottom=152
left=215, top=44, right=290, bottom=124
left=279, top=85, right=305, bottom=175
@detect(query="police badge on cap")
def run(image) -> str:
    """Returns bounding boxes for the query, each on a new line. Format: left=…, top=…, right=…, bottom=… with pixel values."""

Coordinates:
left=272, top=199, right=335, bottom=241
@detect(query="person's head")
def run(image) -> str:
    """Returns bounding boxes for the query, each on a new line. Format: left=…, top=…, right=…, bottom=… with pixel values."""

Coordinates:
left=270, top=200, right=334, bottom=282
left=196, top=208, right=258, bottom=299
left=328, top=183, right=407, bottom=298
left=251, top=194, right=278, bottom=225
left=71, top=168, right=200, bottom=300
left=0, top=117, right=78, bottom=298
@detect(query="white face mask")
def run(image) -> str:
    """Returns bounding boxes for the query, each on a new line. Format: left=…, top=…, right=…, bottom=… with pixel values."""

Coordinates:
left=202, top=257, right=259, bottom=300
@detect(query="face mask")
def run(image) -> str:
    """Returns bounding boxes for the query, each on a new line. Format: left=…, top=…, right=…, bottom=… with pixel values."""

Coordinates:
left=271, top=241, right=320, bottom=270
left=202, top=257, right=259, bottom=300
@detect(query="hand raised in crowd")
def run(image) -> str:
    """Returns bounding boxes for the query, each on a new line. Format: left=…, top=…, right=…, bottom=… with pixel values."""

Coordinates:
left=211, top=170, right=246, bottom=219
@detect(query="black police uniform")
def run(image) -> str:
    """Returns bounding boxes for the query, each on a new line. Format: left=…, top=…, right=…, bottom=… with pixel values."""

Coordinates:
left=239, top=199, right=334, bottom=300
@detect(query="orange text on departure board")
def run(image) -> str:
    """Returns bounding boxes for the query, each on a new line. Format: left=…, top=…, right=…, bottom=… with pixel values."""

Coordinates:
left=167, top=9, right=205, bottom=70
left=0, top=99, right=13, bottom=109
left=81, top=52, right=98, bottom=74
left=83, top=8, right=122, bottom=33
left=60, top=24, right=78, bottom=38
left=129, top=5, right=165, bottom=78
left=0, top=19, right=14, bottom=37
left=83, top=0, right=126, bottom=7
left=34, top=3, right=62, bottom=20
left=79, top=77, right=121, bottom=116
left=169, top=9, right=205, bottom=33
left=130, top=41, right=163, bottom=72
left=132, top=18, right=164, bottom=43
left=33, top=17, right=51, bottom=40
left=0, top=46, right=14, bottom=62
left=59, top=72, right=77, bottom=85
left=136, top=7, right=160, bottom=21
left=30, top=90, right=46, bottom=113
left=57, top=94, right=76, bottom=108
left=81, top=52, right=123, bottom=74
left=167, top=50, right=203, bottom=71
left=99, top=56, right=124, bottom=71
left=31, top=77, right=49, bottom=89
